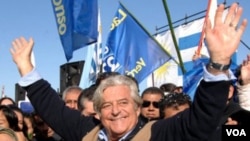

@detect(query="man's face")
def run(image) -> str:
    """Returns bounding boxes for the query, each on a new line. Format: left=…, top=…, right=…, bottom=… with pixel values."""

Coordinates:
left=141, top=93, right=162, bottom=119
left=100, top=85, right=140, bottom=140
left=64, top=90, right=81, bottom=110
left=82, top=99, right=99, bottom=119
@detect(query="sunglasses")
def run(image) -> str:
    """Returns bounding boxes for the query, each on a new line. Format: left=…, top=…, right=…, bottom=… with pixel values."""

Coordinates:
left=142, top=100, right=160, bottom=108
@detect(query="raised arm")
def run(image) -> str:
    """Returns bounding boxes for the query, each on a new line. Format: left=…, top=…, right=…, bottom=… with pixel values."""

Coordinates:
left=205, top=3, right=247, bottom=76
left=151, top=3, right=248, bottom=141
left=10, top=37, right=98, bottom=141
left=10, top=37, right=34, bottom=77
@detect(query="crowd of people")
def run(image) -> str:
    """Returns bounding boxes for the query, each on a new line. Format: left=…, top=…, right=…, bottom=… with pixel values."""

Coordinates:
left=0, top=2, right=249, bottom=141
left=0, top=96, right=65, bottom=141
left=0, top=72, right=196, bottom=141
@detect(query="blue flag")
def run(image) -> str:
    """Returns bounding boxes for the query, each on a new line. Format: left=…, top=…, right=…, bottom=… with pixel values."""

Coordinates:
left=51, top=0, right=98, bottom=61
left=183, top=58, right=238, bottom=100
left=102, top=3, right=172, bottom=83
left=89, top=9, right=102, bottom=83
left=183, top=58, right=209, bottom=100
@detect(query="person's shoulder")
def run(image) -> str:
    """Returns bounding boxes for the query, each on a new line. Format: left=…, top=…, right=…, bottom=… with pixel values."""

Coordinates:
left=131, top=120, right=156, bottom=141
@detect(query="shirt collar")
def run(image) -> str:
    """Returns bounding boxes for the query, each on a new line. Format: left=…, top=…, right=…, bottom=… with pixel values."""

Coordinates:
left=98, top=127, right=134, bottom=141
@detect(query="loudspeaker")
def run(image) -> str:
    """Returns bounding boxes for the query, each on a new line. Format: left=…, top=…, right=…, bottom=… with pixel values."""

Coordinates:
left=15, top=83, right=26, bottom=103
left=60, top=60, right=84, bottom=94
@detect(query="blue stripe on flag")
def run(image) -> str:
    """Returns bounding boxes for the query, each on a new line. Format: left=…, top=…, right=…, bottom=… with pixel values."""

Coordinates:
left=179, top=32, right=201, bottom=50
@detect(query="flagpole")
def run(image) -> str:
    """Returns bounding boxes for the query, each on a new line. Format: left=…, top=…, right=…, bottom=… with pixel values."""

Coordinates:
left=196, top=0, right=212, bottom=56
left=151, top=73, right=155, bottom=87
left=98, top=8, right=103, bottom=75
left=162, top=0, right=186, bottom=74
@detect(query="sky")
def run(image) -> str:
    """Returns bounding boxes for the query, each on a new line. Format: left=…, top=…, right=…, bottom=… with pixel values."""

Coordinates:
left=0, top=0, right=249, bottom=100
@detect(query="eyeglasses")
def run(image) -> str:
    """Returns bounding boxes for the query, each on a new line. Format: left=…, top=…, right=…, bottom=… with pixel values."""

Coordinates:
left=142, top=100, right=160, bottom=108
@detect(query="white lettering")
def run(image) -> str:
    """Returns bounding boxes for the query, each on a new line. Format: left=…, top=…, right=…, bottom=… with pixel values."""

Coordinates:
left=107, top=56, right=120, bottom=71
left=126, top=58, right=146, bottom=77
left=226, top=129, right=246, bottom=136
left=110, top=9, right=127, bottom=30
left=102, top=55, right=120, bottom=72
left=240, top=129, right=247, bottom=136
left=226, top=129, right=232, bottom=136
left=52, top=0, right=67, bottom=35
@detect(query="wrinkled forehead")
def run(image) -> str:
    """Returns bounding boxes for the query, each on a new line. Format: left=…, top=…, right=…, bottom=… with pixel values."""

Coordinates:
left=102, top=85, right=131, bottom=100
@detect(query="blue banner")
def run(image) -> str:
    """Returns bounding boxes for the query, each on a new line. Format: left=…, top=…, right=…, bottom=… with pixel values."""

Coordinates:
left=183, top=58, right=208, bottom=100
left=103, top=3, right=172, bottom=83
left=179, top=32, right=201, bottom=50
left=183, top=58, right=238, bottom=100
left=51, top=0, right=98, bottom=61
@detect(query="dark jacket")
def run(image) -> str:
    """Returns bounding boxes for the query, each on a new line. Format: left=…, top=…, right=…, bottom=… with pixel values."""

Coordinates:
left=24, top=79, right=230, bottom=141
left=34, top=133, right=64, bottom=141
left=208, top=99, right=250, bottom=141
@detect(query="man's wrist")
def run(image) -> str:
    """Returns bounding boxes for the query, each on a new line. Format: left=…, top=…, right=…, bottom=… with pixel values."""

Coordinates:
left=206, top=63, right=230, bottom=78
left=203, top=64, right=236, bottom=82
left=207, top=59, right=231, bottom=71
left=18, top=62, right=34, bottom=77
left=18, top=68, right=42, bottom=87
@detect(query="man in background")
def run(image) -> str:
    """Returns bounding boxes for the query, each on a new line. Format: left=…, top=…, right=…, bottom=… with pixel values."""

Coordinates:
left=62, top=86, right=82, bottom=110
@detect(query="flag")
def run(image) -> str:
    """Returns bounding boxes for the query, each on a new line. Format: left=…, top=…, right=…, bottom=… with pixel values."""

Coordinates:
left=178, top=18, right=209, bottom=73
left=178, top=18, right=217, bottom=99
left=150, top=18, right=210, bottom=90
left=103, top=3, right=172, bottom=83
left=183, top=58, right=209, bottom=100
left=196, top=0, right=217, bottom=54
left=208, top=0, right=217, bottom=28
left=150, top=1, right=218, bottom=88
left=147, top=2, right=238, bottom=99
left=183, top=58, right=238, bottom=100
left=88, top=42, right=102, bottom=83
left=149, top=28, right=181, bottom=87
left=80, top=44, right=95, bottom=88
left=89, top=8, right=102, bottom=84
left=80, top=8, right=102, bottom=88
left=180, top=7, right=239, bottom=100
left=149, top=18, right=208, bottom=89
left=51, top=0, right=98, bottom=61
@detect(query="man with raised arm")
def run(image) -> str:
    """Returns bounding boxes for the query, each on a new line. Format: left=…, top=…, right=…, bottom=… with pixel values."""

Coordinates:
left=10, top=3, right=247, bottom=141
